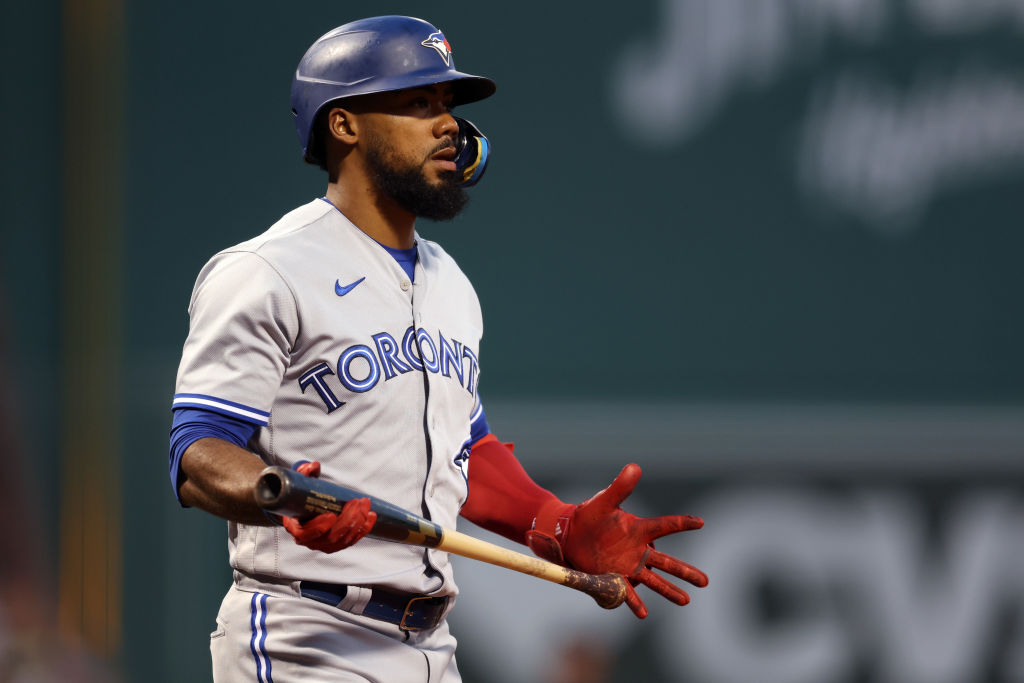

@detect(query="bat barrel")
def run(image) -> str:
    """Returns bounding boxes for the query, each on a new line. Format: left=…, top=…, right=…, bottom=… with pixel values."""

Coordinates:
left=254, top=467, right=296, bottom=511
left=255, top=466, right=445, bottom=547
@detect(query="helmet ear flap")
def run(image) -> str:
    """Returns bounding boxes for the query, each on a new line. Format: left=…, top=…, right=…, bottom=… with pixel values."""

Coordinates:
left=453, top=117, right=490, bottom=187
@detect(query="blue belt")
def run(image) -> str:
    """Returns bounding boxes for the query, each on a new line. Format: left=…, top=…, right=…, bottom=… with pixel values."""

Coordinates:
left=298, top=581, right=449, bottom=631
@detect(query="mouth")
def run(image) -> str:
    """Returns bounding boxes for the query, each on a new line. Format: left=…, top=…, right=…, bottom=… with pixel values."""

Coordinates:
left=430, top=145, right=457, bottom=171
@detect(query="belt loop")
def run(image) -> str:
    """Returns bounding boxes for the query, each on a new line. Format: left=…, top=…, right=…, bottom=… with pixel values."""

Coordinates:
left=340, top=585, right=372, bottom=614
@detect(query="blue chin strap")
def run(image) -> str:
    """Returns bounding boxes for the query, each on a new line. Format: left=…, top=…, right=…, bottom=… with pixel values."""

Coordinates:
left=454, top=117, right=490, bottom=187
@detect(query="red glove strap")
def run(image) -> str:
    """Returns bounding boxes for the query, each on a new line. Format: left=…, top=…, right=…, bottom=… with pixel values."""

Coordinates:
left=525, top=499, right=576, bottom=565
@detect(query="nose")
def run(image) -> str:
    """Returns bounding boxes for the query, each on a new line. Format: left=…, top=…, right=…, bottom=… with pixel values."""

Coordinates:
left=435, top=111, right=458, bottom=140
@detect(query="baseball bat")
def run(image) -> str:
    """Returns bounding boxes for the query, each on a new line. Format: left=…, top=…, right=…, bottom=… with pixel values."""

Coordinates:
left=254, top=466, right=628, bottom=610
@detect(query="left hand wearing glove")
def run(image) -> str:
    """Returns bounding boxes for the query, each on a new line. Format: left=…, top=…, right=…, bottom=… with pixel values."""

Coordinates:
left=526, top=463, right=707, bottom=619
left=281, top=461, right=377, bottom=554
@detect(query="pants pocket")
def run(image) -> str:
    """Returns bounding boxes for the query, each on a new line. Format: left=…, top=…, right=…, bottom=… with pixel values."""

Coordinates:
left=210, top=618, right=227, bottom=640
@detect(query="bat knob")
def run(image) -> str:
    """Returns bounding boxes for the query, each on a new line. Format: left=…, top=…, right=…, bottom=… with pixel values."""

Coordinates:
left=591, top=573, right=629, bottom=610
left=562, top=569, right=629, bottom=610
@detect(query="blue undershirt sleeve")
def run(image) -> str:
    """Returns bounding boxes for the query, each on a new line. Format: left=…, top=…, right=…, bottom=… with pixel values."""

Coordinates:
left=469, top=398, right=490, bottom=444
left=168, top=407, right=260, bottom=506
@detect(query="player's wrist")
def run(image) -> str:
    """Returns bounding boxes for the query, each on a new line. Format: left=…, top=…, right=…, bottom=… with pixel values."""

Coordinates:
left=525, top=499, right=576, bottom=565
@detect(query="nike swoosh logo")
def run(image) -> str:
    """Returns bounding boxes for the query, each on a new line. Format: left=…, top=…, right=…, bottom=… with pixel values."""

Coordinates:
left=335, top=277, right=366, bottom=296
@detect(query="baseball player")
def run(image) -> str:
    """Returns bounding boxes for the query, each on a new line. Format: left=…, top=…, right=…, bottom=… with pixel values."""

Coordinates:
left=168, top=16, right=707, bottom=682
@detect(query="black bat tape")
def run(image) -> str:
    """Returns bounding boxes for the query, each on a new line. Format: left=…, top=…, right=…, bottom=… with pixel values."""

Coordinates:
left=254, top=466, right=444, bottom=548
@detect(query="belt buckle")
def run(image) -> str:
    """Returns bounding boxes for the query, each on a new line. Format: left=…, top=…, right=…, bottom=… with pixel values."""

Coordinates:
left=399, top=595, right=445, bottom=631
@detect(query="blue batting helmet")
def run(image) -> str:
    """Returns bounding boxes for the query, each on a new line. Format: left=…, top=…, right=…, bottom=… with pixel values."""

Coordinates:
left=290, top=16, right=497, bottom=167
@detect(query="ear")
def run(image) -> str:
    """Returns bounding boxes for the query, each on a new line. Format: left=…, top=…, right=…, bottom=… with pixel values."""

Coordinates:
left=327, top=107, right=357, bottom=143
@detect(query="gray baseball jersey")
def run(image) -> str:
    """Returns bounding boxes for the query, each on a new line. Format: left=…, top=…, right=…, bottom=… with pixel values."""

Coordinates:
left=174, top=197, right=482, bottom=594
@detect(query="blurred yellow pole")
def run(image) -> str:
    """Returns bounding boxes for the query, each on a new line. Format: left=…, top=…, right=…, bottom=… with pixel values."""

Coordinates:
left=58, top=0, right=123, bottom=658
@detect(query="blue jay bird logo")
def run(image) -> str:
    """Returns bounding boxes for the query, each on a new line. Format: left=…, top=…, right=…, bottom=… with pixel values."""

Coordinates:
left=421, top=31, right=453, bottom=67
left=453, top=438, right=472, bottom=482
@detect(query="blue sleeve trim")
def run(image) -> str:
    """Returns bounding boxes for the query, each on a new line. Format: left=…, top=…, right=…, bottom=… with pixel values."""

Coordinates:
left=168, top=406, right=261, bottom=506
left=470, top=400, right=490, bottom=444
left=172, top=393, right=270, bottom=426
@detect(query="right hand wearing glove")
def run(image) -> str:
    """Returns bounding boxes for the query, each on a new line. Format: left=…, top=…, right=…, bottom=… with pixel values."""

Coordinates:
left=281, top=460, right=377, bottom=554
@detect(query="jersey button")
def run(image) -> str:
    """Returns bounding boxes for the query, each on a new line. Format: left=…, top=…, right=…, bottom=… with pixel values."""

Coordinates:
left=400, top=279, right=411, bottom=291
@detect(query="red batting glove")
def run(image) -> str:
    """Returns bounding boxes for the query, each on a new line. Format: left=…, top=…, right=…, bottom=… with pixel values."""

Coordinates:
left=281, top=461, right=377, bottom=554
left=526, top=464, right=707, bottom=619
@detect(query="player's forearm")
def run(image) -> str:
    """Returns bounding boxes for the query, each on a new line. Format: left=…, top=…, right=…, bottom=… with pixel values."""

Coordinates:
left=460, top=435, right=561, bottom=544
left=178, top=437, right=273, bottom=525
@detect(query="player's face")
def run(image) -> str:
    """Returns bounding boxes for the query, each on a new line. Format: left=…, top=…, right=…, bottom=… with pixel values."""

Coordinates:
left=357, top=84, right=469, bottom=221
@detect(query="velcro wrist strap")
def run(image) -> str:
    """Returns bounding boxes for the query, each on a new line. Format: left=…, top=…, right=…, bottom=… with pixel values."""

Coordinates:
left=526, top=500, right=576, bottom=565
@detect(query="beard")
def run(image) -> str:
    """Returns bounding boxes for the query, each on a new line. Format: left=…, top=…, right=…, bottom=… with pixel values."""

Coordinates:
left=365, top=134, right=470, bottom=221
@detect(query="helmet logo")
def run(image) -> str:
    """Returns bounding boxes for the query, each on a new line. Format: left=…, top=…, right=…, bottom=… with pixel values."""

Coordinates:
left=421, top=32, right=453, bottom=67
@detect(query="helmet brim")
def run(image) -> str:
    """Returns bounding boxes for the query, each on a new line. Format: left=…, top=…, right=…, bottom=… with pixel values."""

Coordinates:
left=448, top=74, right=497, bottom=106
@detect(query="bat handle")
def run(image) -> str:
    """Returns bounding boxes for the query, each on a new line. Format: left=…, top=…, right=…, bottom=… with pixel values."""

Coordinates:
left=563, top=570, right=629, bottom=609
